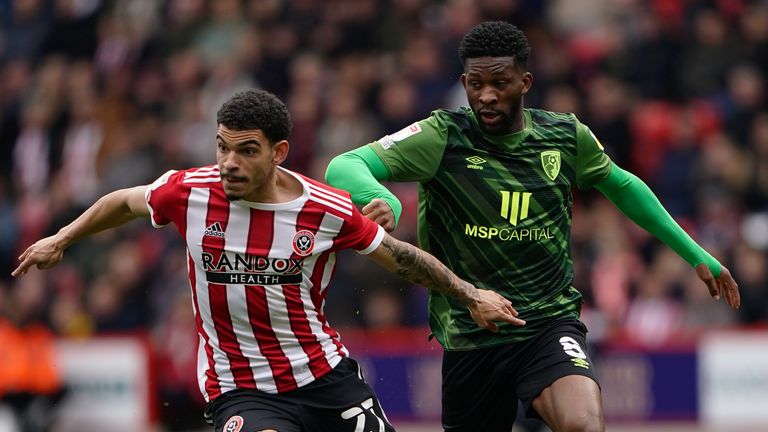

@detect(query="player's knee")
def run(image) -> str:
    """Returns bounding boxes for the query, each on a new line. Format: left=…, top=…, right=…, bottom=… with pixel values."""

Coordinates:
left=559, top=414, right=604, bottom=432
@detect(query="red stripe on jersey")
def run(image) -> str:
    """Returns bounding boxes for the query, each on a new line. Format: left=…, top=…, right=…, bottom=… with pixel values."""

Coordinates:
left=203, top=188, right=257, bottom=389
left=281, top=284, right=331, bottom=379
left=246, top=285, right=298, bottom=392
left=297, top=200, right=345, bottom=356
left=188, top=253, right=221, bottom=399
left=308, top=250, right=346, bottom=355
left=245, top=209, right=298, bottom=392
left=181, top=186, right=223, bottom=399
left=286, top=201, right=344, bottom=372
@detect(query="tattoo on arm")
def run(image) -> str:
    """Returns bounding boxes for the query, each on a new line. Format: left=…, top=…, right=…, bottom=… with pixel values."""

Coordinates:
left=380, top=236, right=478, bottom=305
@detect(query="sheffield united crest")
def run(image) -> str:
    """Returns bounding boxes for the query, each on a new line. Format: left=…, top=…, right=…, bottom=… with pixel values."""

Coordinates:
left=541, top=150, right=561, bottom=181
left=292, top=230, right=315, bottom=256
left=223, top=415, right=243, bottom=432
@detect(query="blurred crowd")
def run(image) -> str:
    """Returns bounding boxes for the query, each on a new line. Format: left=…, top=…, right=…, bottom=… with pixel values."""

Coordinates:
left=1, top=0, right=768, bottom=428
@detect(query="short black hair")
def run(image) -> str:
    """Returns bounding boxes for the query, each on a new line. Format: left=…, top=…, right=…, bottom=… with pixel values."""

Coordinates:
left=458, top=21, right=530, bottom=68
left=216, top=89, right=292, bottom=143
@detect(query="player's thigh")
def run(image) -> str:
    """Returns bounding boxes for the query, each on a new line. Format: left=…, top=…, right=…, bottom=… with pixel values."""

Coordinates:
left=307, top=395, right=394, bottom=432
left=210, top=389, right=302, bottom=432
left=533, top=375, right=603, bottom=432
left=302, top=358, right=395, bottom=432
left=517, top=319, right=603, bottom=430
left=441, top=347, right=519, bottom=432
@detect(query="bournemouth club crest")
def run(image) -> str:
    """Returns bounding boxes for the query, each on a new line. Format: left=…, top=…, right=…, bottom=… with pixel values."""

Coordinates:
left=292, top=230, right=315, bottom=256
left=541, top=150, right=561, bottom=181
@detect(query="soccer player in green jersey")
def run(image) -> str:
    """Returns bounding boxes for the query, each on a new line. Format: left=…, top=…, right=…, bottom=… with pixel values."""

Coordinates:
left=325, top=21, right=741, bottom=432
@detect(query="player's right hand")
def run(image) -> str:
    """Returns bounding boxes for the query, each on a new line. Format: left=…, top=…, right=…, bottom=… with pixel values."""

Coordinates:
left=468, top=289, right=526, bottom=332
left=11, top=235, right=65, bottom=277
left=362, top=198, right=396, bottom=232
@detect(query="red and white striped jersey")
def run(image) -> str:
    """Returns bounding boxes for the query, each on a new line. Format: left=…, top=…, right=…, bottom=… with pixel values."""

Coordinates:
left=145, top=165, right=384, bottom=401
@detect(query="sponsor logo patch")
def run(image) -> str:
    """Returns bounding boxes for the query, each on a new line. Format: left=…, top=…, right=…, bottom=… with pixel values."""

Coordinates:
left=465, top=155, right=487, bottom=170
left=201, top=252, right=305, bottom=285
left=500, top=190, right=532, bottom=226
left=204, top=222, right=225, bottom=238
left=379, top=123, right=422, bottom=149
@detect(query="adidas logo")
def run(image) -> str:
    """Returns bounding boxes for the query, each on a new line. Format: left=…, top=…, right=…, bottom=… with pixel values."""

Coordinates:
left=204, top=222, right=225, bottom=238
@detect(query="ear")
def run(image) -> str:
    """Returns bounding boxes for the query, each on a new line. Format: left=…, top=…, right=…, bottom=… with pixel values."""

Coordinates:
left=272, top=140, right=289, bottom=165
left=460, top=73, right=468, bottom=89
left=521, top=71, right=533, bottom=95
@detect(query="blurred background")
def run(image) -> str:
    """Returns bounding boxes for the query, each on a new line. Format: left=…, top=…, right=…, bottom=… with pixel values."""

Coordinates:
left=1, top=0, right=767, bottom=431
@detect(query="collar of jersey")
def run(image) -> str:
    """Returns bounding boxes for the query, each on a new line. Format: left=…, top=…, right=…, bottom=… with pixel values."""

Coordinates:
left=231, top=166, right=310, bottom=210
left=469, top=108, right=532, bottom=150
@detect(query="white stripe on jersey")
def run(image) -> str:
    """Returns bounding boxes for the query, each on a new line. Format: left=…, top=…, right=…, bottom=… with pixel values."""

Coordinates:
left=186, top=187, right=236, bottom=393
left=357, top=226, right=385, bottom=255
left=196, top=333, right=209, bottom=400
left=187, top=166, right=219, bottom=174
left=311, top=212, right=349, bottom=359
left=184, top=167, right=220, bottom=182
left=308, top=195, right=353, bottom=216
left=266, top=209, right=317, bottom=387
left=183, top=177, right=221, bottom=184
left=314, top=213, right=344, bottom=293
left=224, top=204, right=279, bottom=391
left=307, top=183, right=353, bottom=210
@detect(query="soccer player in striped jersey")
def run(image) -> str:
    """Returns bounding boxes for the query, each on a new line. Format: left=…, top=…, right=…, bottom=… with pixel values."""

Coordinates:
left=11, top=89, right=522, bottom=432
left=326, top=21, right=741, bottom=432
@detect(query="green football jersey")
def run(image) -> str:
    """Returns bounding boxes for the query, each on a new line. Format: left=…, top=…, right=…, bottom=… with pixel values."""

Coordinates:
left=370, top=107, right=612, bottom=350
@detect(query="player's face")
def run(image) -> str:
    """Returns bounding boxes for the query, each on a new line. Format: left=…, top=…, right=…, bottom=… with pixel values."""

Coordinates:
left=461, top=56, right=533, bottom=135
left=216, top=125, right=285, bottom=201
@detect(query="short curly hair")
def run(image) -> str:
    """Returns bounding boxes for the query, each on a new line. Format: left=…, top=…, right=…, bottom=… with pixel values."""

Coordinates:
left=216, top=89, right=292, bottom=143
left=458, top=21, right=530, bottom=68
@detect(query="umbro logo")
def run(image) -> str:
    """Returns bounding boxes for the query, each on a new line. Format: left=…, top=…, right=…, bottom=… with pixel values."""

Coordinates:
left=204, top=222, right=225, bottom=238
left=466, top=155, right=487, bottom=170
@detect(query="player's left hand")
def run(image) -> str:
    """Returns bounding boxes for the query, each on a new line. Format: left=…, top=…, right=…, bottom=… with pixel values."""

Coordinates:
left=468, top=289, right=526, bottom=332
left=695, top=263, right=740, bottom=309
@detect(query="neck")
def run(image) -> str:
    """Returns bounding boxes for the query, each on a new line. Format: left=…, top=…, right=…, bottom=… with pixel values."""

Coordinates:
left=246, top=167, right=302, bottom=203
left=509, top=103, right=525, bottom=133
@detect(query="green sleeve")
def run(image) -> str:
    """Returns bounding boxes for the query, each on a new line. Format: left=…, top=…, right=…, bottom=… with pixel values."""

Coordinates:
left=575, top=121, right=612, bottom=190
left=325, top=145, right=403, bottom=226
left=326, top=113, right=448, bottom=228
left=369, top=114, right=448, bottom=182
left=595, top=162, right=721, bottom=276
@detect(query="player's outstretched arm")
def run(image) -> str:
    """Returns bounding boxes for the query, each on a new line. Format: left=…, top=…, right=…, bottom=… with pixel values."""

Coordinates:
left=12, top=185, right=150, bottom=277
left=367, top=233, right=526, bottom=332
left=595, top=163, right=740, bottom=309
left=326, top=146, right=402, bottom=232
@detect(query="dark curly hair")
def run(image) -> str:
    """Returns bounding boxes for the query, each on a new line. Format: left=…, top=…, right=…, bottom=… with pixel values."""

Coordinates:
left=458, top=21, right=530, bottom=68
left=216, top=89, right=292, bottom=143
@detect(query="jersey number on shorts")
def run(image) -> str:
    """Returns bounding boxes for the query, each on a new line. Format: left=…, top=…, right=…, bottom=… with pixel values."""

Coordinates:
left=341, top=398, right=386, bottom=432
left=559, top=336, right=586, bottom=359
left=559, top=336, right=591, bottom=369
